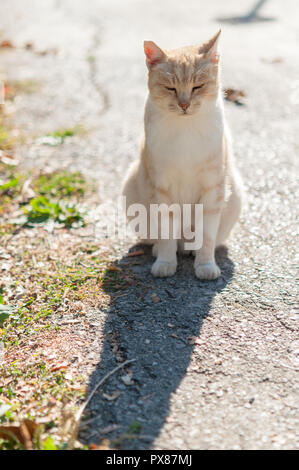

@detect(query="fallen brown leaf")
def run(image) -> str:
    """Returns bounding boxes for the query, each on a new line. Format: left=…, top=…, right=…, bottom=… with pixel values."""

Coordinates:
left=102, top=391, right=121, bottom=401
left=38, top=48, right=58, bottom=56
left=0, top=419, right=38, bottom=449
left=0, top=155, right=19, bottom=166
left=0, top=40, right=14, bottom=48
left=24, top=42, right=34, bottom=50
left=50, top=362, right=68, bottom=372
left=90, top=438, right=110, bottom=450
left=224, top=88, right=246, bottom=105
left=127, top=250, right=144, bottom=257
left=107, top=265, right=121, bottom=272
left=261, top=57, right=283, bottom=64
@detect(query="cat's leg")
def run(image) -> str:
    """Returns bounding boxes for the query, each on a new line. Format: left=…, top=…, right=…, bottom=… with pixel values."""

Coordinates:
left=194, top=184, right=223, bottom=280
left=194, top=213, right=221, bottom=279
left=151, top=198, right=179, bottom=276
left=151, top=239, right=177, bottom=277
left=150, top=188, right=180, bottom=277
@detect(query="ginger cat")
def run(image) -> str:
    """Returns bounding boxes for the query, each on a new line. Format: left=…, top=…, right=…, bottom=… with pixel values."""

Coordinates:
left=122, top=31, right=243, bottom=279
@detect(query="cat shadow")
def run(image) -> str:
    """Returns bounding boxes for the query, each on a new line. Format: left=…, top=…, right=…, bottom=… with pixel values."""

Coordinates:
left=79, top=244, right=234, bottom=449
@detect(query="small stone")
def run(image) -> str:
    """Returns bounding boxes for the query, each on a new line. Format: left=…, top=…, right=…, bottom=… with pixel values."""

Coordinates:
left=121, top=374, right=133, bottom=385
left=151, top=293, right=160, bottom=303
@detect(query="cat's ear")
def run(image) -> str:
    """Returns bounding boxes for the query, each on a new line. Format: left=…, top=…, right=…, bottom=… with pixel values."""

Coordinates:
left=144, top=41, right=165, bottom=68
left=201, top=30, right=221, bottom=64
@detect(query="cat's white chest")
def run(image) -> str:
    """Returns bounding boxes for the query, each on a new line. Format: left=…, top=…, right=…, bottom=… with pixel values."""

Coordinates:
left=146, top=106, right=224, bottom=202
left=148, top=103, right=223, bottom=162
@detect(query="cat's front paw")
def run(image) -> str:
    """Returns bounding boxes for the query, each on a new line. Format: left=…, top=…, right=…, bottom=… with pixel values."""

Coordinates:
left=151, top=259, right=177, bottom=277
left=195, top=261, right=220, bottom=280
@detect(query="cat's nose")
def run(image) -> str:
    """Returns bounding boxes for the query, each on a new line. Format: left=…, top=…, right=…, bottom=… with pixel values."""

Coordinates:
left=179, top=102, right=190, bottom=111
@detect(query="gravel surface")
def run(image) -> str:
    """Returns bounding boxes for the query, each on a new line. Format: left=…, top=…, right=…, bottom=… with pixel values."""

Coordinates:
left=1, top=0, right=298, bottom=449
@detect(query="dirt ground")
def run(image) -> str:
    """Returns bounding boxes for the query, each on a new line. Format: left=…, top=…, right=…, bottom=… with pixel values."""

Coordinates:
left=0, top=0, right=298, bottom=450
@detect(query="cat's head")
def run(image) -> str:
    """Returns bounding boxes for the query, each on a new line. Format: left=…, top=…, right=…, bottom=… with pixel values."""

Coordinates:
left=144, top=31, right=221, bottom=116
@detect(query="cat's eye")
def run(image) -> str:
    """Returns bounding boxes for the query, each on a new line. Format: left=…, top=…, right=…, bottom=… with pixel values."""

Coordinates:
left=165, top=87, right=176, bottom=92
left=192, top=85, right=204, bottom=92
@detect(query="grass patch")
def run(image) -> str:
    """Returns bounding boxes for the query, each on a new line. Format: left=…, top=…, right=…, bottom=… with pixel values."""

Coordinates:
left=0, top=165, right=89, bottom=228
left=0, top=175, right=20, bottom=193
left=0, top=162, right=22, bottom=219
left=23, top=196, right=85, bottom=227
left=50, top=125, right=87, bottom=139
left=34, top=171, right=86, bottom=198
left=36, top=126, right=87, bottom=146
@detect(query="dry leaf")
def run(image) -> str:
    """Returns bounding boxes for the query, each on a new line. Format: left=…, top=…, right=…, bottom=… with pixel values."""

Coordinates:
left=127, top=250, right=144, bottom=257
left=0, top=155, right=19, bottom=166
left=107, top=265, right=121, bottom=272
left=224, top=88, right=246, bottom=105
left=0, top=40, right=14, bottom=48
left=102, top=391, right=121, bottom=401
left=92, top=438, right=110, bottom=450
left=38, top=48, right=58, bottom=56
left=0, top=420, right=38, bottom=449
left=50, top=362, right=68, bottom=372
left=20, top=179, right=36, bottom=203
left=24, top=42, right=34, bottom=50
left=262, top=57, right=283, bottom=64
left=89, top=443, right=98, bottom=450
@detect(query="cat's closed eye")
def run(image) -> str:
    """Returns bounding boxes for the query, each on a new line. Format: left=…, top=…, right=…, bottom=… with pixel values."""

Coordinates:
left=192, top=85, right=204, bottom=92
left=165, top=85, right=204, bottom=93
